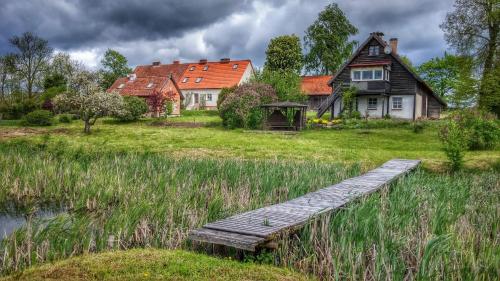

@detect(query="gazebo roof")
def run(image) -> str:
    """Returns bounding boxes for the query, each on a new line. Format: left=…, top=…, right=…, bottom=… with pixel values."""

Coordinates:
left=261, top=101, right=308, bottom=108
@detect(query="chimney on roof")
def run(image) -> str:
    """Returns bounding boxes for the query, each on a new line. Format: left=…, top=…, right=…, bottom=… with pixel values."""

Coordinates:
left=128, top=73, right=137, bottom=81
left=173, top=60, right=180, bottom=64
left=389, top=38, right=398, bottom=55
left=199, top=59, right=208, bottom=64
left=220, top=58, right=230, bottom=63
left=152, top=61, right=160, bottom=66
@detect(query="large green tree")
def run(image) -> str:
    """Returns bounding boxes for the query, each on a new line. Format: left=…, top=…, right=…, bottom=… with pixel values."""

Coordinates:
left=9, top=32, right=53, bottom=98
left=441, top=0, right=499, bottom=112
left=264, top=35, right=303, bottom=74
left=99, top=49, right=132, bottom=90
left=418, top=53, right=478, bottom=108
left=303, top=3, right=358, bottom=75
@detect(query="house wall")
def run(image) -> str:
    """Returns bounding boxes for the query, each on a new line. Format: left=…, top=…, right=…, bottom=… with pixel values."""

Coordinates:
left=415, top=92, right=422, bottom=118
left=182, top=89, right=220, bottom=110
left=357, top=96, right=384, bottom=118
left=239, top=63, right=254, bottom=85
left=388, top=95, right=414, bottom=119
left=333, top=98, right=342, bottom=118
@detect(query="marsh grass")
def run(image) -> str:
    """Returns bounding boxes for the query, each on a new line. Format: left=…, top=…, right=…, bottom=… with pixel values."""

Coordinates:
left=276, top=169, right=499, bottom=280
left=0, top=142, right=358, bottom=274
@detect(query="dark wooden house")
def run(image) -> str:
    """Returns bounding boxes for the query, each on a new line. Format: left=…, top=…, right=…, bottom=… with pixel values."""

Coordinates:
left=317, top=32, right=446, bottom=120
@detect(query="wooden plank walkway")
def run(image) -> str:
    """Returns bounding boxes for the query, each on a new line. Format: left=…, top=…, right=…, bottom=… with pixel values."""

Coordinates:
left=189, top=159, right=420, bottom=251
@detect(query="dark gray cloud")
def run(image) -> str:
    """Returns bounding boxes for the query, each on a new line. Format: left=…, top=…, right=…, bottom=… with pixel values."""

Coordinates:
left=0, top=0, right=455, bottom=69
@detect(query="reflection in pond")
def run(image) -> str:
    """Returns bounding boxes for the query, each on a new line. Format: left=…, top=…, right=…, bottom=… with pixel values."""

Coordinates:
left=0, top=207, right=64, bottom=239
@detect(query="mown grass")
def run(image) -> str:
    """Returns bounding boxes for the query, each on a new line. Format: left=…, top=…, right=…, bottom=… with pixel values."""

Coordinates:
left=1, top=117, right=497, bottom=170
left=1, top=249, right=313, bottom=281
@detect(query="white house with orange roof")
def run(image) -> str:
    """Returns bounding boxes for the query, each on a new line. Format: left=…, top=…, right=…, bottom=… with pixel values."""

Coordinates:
left=178, top=58, right=254, bottom=110
left=107, top=58, right=254, bottom=115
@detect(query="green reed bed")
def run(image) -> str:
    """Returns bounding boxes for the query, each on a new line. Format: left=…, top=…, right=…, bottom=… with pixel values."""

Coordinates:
left=0, top=142, right=358, bottom=275
left=276, top=168, right=499, bottom=280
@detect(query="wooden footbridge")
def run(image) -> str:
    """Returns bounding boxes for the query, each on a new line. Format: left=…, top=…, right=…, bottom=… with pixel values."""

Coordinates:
left=189, top=159, right=420, bottom=251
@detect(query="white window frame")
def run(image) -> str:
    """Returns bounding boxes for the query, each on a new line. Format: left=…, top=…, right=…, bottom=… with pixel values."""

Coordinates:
left=368, top=98, right=378, bottom=110
left=203, top=65, right=209, bottom=71
left=392, top=97, right=403, bottom=110
left=182, top=77, right=189, bottom=83
left=117, top=83, right=125, bottom=89
left=206, top=94, right=212, bottom=101
left=189, top=66, right=195, bottom=71
left=146, top=82, right=154, bottom=88
left=351, top=67, right=384, bottom=81
left=232, top=64, right=238, bottom=69
left=195, top=77, right=203, bottom=83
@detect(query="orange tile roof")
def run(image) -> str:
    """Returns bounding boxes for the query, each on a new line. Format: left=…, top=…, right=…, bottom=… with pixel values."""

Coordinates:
left=301, top=75, right=333, bottom=96
left=178, top=60, right=252, bottom=90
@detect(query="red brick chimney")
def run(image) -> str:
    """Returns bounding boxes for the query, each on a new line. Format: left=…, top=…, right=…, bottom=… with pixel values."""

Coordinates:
left=389, top=38, right=398, bottom=55
left=173, top=60, right=180, bottom=64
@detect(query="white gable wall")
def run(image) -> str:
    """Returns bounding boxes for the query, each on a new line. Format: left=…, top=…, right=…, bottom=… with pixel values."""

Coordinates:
left=389, top=95, right=414, bottom=119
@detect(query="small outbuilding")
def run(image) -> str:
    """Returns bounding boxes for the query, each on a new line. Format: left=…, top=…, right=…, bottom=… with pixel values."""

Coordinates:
left=261, top=101, right=308, bottom=131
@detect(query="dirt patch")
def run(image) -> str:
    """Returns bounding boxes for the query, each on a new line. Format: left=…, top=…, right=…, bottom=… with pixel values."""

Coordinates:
left=150, top=121, right=208, bottom=128
left=0, top=128, right=44, bottom=138
left=0, top=128, right=70, bottom=139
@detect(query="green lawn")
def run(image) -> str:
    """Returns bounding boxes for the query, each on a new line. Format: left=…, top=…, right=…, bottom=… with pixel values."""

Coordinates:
left=1, top=116, right=497, bottom=170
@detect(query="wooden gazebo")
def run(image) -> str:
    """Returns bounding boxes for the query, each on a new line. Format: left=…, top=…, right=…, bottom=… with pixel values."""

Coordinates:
left=261, top=101, right=308, bottom=131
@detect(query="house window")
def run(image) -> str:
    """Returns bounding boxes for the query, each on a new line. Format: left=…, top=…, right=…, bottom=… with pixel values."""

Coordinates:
left=182, top=77, right=189, bottom=83
left=203, top=65, right=209, bottom=71
left=368, top=98, right=377, bottom=110
left=146, top=82, right=154, bottom=88
left=368, top=46, right=379, bottom=56
left=189, top=66, right=195, bottom=71
left=232, top=64, right=238, bottom=69
left=351, top=68, right=384, bottom=81
left=392, top=97, right=403, bottom=110
left=353, top=71, right=361, bottom=80
left=117, top=83, right=125, bottom=89
left=362, top=70, right=373, bottom=80
left=195, top=77, right=203, bottom=83
left=385, top=69, right=390, bottom=81
left=194, top=93, right=199, bottom=103
left=206, top=94, right=212, bottom=101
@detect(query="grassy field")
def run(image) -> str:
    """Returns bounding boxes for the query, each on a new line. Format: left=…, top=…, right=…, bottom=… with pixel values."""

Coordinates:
left=1, top=249, right=312, bottom=281
left=0, top=112, right=499, bottom=280
left=0, top=115, right=497, bottom=171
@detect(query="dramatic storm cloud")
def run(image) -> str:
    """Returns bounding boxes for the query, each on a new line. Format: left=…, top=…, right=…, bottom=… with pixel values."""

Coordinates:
left=0, top=0, right=454, bottom=69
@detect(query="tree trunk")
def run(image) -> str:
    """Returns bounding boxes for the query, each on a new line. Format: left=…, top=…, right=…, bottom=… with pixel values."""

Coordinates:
left=478, top=1, right=498, bottom=110
left=84, top=120, right=91, bottom=134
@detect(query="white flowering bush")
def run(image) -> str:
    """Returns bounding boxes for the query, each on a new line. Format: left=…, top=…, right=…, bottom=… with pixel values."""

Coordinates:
left=54, top=91, right=125, bottom=133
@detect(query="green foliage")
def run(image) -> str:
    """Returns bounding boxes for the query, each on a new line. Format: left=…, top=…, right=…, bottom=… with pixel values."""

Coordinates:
left=479, top=63, right=500, bottom=114
left=0, top=98, right=39, bottom=119
left=303, top=3, right=358, bottom=75
left=264, top=35, right=303, bottom=74
left=449, top=109, right=499, bottom=150
left=21, top=110, right=53, bottom=126
left=43, top=73, right=66, bottom=90
left=219, top=83, right=277, bottom=129
left=57, top=114, right=73, bottom=123
left=114, top=96, right=148, bottom=122
left=341, top=86, right=358, bottom=119
left=417, top=54, right=477, bottom=107
left=439, top=119, right=467, bottom=171
left=99, top=49, right=132, bottom=90
left=412, top=121, right=425, bottom=133
left=217, top=86, right=236, bottom=109
left=399, top=55, right=415, bottom=72
left=164, top=100, right=173, bottom=116
left=254, top=69, right=305, bottom=102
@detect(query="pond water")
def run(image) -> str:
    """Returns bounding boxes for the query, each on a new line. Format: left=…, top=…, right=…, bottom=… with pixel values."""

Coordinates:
left=0, top=208, right=64, bottom=239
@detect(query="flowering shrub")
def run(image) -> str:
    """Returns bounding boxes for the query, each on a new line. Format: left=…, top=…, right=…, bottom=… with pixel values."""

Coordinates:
left=219, top=83, right=277, bottom=129
left=54, top=91, right=124, bottom=133
left=114, top=96, right=148, bottom=122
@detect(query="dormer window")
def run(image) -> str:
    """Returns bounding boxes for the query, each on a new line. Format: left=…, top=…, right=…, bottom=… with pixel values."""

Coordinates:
left=368, top=46, right=379, bottom=56
left=182, top=77, right=189, bottom=83
left=146, top=82, right=154, bottom=88
left=117, top=83, right=125, bottom=89
left=195, top=77, right=203, bottom=83
left=203, top=65, right=209, bottom=71
left=189, top=66, right=195, bottom=71
left=232, top=64, right=238, bottom=69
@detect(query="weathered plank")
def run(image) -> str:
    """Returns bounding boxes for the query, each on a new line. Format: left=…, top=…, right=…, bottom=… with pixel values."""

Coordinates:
left=189, top=159, right=420, bottom=251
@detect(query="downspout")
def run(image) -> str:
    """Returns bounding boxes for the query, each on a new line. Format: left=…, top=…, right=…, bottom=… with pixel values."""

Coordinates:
left=413, top=94, right=416, bottom=120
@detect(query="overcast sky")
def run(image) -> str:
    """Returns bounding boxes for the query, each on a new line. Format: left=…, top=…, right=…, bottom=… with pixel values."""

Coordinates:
left=0, top=0, right=455, bottom=70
